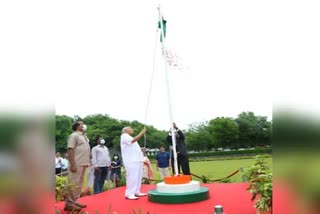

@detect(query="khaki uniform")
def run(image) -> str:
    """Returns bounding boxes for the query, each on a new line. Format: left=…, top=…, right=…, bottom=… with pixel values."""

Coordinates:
left=65, top=131, right=90, bottom=205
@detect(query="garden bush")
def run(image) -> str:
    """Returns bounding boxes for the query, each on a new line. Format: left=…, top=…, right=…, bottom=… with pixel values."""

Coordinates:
left=243, top=155, right=272, bottom=213
left=55, top=176, right=68, bottom=202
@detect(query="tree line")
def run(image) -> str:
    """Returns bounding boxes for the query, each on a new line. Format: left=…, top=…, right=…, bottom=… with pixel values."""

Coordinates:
left=186, top=112, right=271, bottom=151
left=55, top=114, right=168, bottom=153
left=55, top=112, right=271, bottom=153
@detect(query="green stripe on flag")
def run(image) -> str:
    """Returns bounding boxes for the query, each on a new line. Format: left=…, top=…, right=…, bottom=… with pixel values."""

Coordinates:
left=158, top=18, right=167, bottom=42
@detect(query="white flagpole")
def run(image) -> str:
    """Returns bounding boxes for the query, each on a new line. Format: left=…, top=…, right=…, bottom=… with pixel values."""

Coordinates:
left=158, top=5, right=179, bottom=176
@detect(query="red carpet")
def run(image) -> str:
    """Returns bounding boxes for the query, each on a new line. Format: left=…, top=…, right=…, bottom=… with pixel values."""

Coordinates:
left=56, top=183, right=266, bottom=214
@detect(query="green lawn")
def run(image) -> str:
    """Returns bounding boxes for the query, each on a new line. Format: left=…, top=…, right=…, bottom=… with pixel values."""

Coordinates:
left=81, top=157, right=272, bottom=187
left=150, top=157, right=272, bottom=182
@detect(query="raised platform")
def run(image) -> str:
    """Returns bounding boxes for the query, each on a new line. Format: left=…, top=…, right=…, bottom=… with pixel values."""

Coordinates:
left=156, top=180, right=200, bottom=193
left=148, top=177, right=209, bottom=204
left=55, top=183, right=270, bottom=214
left=164, top=174, right=191, bottom=184
left=148, top=186, right=209, bottom=204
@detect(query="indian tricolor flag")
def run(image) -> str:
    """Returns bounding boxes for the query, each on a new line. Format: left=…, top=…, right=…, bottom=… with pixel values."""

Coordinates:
left=158, top=17, right=167, bottom=42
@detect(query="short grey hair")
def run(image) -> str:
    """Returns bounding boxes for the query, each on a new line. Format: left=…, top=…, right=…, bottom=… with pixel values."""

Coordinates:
left=122, top=126, right=131, bottom=134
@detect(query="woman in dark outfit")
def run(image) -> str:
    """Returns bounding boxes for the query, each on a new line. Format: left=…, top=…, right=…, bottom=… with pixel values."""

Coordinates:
left=110, top=154, right=122, bottom=186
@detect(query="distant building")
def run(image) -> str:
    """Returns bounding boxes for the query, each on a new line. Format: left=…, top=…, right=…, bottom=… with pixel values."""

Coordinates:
left=146, top=148, right=159, bottom=156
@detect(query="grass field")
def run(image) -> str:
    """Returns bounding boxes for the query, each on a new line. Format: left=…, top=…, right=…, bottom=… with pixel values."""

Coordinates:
left=150, top=157, right=272, bottom=182
left=81, top=157, right=272, bottom=187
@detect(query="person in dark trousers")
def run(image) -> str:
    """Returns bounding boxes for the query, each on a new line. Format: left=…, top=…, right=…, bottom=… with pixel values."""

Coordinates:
left=91, top=136, right=111, bottom=194
left=55, top=152, right=63, bottom=175
left=110, top=154, right=122, bottom=185
left=167, top=122, right=191, bottom=175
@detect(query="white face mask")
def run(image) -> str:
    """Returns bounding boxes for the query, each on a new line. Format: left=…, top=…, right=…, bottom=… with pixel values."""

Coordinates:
left=114, top=156, right=118, bottom=160
left=82, top=124, right=87, bottom=131
left=100, top=139, right=105, bottom=144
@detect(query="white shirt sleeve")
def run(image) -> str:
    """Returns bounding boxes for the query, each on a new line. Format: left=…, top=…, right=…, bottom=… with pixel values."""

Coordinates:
left=60, top=158, right=65, bottom=167
left=55, top=158, right=62, bottom=168
left=63, top=158, right=68, bottom=168
left=106, top=148, right=111, bottom=166
left=121, top=133, right=133, bottom=145
left=91, top=147, right=98, bottom=167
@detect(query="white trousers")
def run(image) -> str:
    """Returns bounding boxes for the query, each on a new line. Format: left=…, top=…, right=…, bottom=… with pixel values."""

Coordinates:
left=87, top=165, right=95, bottom=188
left=124, top=162, right=143, bottom=197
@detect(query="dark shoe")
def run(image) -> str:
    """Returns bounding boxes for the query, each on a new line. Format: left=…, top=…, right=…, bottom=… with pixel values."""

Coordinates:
left=64, top=203, right=82, bottom=211
left=75, top=202, right=87, bottom=208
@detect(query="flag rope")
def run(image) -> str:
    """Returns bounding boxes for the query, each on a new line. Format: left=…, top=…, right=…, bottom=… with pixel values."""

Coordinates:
left=143, top=24, right=159, bottom=148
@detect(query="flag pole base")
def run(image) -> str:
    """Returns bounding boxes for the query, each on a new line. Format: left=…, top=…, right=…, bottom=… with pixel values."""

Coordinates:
left=148, top=180, right=209, bottom=204
left=148, top=187, right=209, bottom=204
left=164, top=174, right=191, bottom=184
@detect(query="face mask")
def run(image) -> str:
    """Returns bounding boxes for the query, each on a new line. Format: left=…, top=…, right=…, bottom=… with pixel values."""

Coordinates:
left=82, top=124, right=87, bottom=131
left=114, top=156, right=118, bottom=160
left=100, top=139, right=105, bottom=144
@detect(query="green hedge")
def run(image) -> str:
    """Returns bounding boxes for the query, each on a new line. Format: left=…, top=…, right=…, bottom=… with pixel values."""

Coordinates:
left=148, top=148, right=272, bottom=159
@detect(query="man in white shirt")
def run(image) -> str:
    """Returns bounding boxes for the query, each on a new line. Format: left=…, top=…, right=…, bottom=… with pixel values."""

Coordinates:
left=91, top=136, right=111, bottom=194
left=120, top=126, right=147, bottom=200
left=61, top=153, right=68, bottom=174
left=55, top=152, right=63, bottom=175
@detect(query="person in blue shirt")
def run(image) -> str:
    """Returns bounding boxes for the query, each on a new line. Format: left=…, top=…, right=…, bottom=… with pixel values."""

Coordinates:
left=155, top=145, right=171, bottom=179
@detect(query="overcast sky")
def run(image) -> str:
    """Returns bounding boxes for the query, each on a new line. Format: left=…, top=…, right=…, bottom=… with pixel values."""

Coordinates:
left=54, top=0, right=274, bottom=130
left=1, top=1, right=319, bottom=131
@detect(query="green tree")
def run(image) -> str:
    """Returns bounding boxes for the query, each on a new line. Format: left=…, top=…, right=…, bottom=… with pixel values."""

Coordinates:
left=55, top=112, right=272, bottom=154
left=208, top=117, right=239, bottom=149
left=255, top=116, right=272, bottom=146
left=185, top=122, right=213, bottom=151
left=55, top=114, right=168, bottom=153
left=83, top=114, right=122, bottom=148
left=55, top=115, right=74, bottom=153
left=235, top=112, right=271, bottom=148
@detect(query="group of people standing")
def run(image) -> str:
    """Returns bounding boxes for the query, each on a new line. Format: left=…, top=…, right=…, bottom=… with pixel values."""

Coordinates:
left=55, top=152, right=68, bottom=175
left=62, top=120, right=190, bottom=211
left=154, top=122, right=191, bottom=179
left=120, top=122, right=190, bottom=200
left=87, top=152, right=122, bottom=193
